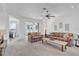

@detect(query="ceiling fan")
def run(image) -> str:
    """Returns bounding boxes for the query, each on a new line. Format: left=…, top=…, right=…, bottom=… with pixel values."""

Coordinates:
left=43, top=8, right=55, bottom=19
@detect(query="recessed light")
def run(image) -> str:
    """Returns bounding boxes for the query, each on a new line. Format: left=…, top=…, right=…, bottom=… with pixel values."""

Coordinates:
left=71, top=6, right=74, bottom=8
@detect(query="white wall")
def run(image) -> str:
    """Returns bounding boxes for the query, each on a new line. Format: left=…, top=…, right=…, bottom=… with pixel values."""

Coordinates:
left=46, top=7, right=79, bottom=35
left=0, top=4, right=9, bottom=44
left=0, top=8, right=9, bottom=31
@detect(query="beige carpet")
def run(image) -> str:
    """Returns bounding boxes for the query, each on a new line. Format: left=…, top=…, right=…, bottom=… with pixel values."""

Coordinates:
left=4, top=39, right=79, bottom=56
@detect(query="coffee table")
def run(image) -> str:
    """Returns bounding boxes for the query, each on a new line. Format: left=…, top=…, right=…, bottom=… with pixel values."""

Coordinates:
left=43, top=38, right=67, bottom=52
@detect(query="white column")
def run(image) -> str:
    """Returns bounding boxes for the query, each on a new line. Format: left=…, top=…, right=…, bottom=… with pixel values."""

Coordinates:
left=18, top=20, right=25, bottom=39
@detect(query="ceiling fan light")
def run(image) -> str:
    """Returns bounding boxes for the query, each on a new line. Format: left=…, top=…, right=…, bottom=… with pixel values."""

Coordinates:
left=46, top=14, right=49, bottom=17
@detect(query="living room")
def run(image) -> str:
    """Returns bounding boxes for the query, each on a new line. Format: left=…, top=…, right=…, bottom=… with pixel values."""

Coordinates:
left=0, top=3, right=79, bottom=56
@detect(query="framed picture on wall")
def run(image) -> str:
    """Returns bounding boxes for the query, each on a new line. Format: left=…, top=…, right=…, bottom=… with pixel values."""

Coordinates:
left=59, top=22, right=63, bottom=29
left=65, top=24, right=69, bottom=31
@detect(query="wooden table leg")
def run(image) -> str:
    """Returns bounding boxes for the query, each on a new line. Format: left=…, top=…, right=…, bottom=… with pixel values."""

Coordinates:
left=62, top=45, right=67, bottom=52
left=62, top=45, right=64, bottom=52
left=65, top=45, right=67, bottom=49
left=0, top=48, right=2, bottom=56
left=42, top=39, right=43, bottom=44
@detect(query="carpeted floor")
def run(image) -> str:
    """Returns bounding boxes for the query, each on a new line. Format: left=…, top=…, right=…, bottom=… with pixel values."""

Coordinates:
left=4, top=39, right=79, bottom=56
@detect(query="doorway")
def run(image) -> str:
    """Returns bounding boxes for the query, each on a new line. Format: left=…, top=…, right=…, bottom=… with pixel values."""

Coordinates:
left=9, top=21, right=17, bottom=40
left=9, top=16, right=19, bottom=41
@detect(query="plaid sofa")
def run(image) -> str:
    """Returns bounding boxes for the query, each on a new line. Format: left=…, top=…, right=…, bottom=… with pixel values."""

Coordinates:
left=28, top=32, right=43, bottom=43
left=49, top=32, right=73, bottom=46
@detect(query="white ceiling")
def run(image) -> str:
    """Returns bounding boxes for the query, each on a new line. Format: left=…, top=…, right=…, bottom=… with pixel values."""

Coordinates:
left=4, top=3, right=79, bottom=20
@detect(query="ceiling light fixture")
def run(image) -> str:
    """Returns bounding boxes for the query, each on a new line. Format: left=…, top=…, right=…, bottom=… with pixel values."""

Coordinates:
left=71, top=6, right=74, bottom=8
left=43, top=8, right=55, bottom=19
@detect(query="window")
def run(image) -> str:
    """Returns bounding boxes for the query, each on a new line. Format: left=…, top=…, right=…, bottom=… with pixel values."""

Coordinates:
left=25, top=22, right=39, bottom=35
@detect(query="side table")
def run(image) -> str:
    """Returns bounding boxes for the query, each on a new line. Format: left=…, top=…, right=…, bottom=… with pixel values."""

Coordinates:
left=74, top=39, right=79, bottom=47
left=42, top=37, right=49, bottom=43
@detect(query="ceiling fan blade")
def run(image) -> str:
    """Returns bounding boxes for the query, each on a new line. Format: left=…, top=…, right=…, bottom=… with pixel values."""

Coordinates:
left=43, top=8, right=46, bottom=10
left=50, top=16, right=55, bottom=17
left=45, top=14, right=50, bottom=19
